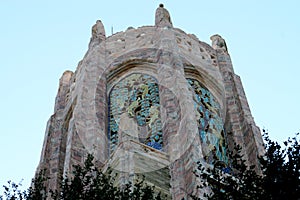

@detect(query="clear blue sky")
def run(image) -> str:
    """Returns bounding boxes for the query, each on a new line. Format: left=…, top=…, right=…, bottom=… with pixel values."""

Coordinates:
left=1, top=0, right=299, bottom=191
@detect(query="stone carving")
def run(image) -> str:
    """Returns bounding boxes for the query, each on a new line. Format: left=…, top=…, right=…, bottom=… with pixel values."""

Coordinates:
left=210, top=34, right=228, bottom=52
left=91, top=20, right=105, bottom=41
left=119, top=112, right=139, bottom=142
left=155, top=4, right=173, bottom=28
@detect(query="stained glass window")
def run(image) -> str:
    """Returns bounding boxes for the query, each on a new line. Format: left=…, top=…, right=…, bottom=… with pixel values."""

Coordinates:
left=187, top=78, right=227, bottom=164
left=108, top=73, right=163, bottom=153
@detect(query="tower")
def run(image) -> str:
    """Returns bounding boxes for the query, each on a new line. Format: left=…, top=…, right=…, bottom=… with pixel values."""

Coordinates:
left=37, top=4, right=264, bottom=199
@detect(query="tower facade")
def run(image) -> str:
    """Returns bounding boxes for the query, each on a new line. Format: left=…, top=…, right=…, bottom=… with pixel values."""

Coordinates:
left=37, top=5, right=264, bottom=199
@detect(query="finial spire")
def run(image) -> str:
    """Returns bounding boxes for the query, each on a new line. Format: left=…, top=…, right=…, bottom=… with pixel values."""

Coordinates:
left=155, top=4, right=173, bottom=28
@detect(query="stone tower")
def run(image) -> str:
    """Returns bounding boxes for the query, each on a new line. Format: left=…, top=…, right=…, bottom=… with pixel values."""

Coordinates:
left=37, top=4, right=264, bottom=199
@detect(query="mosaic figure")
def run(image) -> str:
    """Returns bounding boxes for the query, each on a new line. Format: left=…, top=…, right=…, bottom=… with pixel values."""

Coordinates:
left=187, top=78, right=227, bottom=164
left=108, top=73, right=163, bottom=153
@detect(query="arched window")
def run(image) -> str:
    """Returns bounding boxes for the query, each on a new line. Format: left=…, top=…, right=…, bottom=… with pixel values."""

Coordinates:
left=108, top=73, right=163, bottom=154
left=187, top=78, right=227, bottom=164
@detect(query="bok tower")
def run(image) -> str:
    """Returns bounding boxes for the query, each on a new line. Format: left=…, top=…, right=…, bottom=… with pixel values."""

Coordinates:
left=37, top=4, right=264, bottom=199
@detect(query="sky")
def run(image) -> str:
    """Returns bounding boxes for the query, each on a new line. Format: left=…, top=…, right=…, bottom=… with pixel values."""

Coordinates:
left=0, top=0, right=299, bottom=191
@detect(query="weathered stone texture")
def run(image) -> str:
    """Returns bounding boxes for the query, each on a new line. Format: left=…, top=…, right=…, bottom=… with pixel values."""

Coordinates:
left=103, top=140, right=171, bottom=198
left=215, top=44, right=264, bottom=167
left=155, top=4, right=173, bottom=28
left=37, top=5, right=264, bottom=199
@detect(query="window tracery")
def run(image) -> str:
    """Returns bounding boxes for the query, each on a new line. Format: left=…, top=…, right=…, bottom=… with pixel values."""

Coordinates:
left=108, top=73, right=163, bottom=153
left=187, top=78, right=227, bottom=164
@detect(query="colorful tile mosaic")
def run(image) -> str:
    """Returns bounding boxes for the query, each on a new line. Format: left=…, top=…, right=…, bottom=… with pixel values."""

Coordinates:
left=187, top=78, right=227, bottom=164
left=108, top=73, right=163, bottom=153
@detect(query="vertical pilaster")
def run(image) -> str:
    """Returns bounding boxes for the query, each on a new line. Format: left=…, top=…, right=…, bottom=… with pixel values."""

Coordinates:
left=155, top=26, right=202, bottom=199
left=62, top=20, right=108, bottom=176
left=212, top=35, right=264, bottom=167
left=37, top=71, right=73, bottom=191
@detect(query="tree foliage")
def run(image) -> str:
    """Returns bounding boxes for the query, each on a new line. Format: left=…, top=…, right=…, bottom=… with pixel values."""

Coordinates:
left=1, top=154, right=163, bottom=200
left=3, top=130, right=299, bottom=200
left=192, top=130, right=300, bottom=200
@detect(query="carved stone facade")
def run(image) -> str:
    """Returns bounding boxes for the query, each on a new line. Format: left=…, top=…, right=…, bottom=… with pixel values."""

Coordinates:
left=37, top=4, right=264, bottom=199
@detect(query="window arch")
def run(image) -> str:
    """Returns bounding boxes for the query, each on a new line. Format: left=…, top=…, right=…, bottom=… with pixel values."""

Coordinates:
left=187, top=78, right=227, bottom=164
left=108, top=73, right=163, bottom=154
